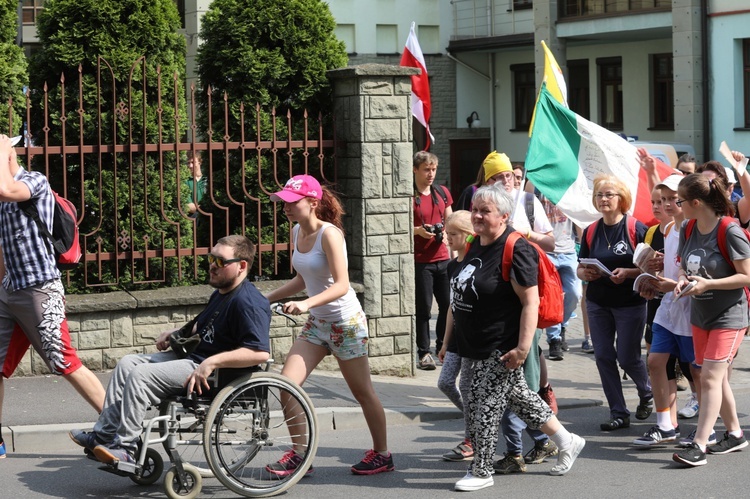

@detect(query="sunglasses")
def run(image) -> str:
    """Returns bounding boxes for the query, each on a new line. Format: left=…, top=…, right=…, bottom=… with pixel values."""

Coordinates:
left=208, top=254, right=243, bottom=268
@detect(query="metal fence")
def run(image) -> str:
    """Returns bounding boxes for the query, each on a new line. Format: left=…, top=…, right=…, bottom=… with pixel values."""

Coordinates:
left=6, top=58, right=336, bottom=291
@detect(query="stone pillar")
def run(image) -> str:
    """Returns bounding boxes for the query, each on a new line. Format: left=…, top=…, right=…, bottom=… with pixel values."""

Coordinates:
left=534, top=0, right=567, bottom=88
left=672, top=0, right=704, bottom=160
left=328, top=64, right=418, bottom=376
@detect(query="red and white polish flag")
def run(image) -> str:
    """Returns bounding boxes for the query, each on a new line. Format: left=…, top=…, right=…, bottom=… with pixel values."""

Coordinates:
left=400, top=22, right=435, bottom=148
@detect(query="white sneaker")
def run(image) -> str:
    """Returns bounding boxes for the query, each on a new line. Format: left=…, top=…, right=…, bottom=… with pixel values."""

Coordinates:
left=677, top=394, right=699, bottom=419
left=454, top=471, right=494, bottom=491
left=550, top=434, right=585, bottom=476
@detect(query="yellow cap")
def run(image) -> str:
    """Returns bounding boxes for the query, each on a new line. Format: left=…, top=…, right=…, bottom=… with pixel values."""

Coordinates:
left=483, top=151, right=512, bottom=182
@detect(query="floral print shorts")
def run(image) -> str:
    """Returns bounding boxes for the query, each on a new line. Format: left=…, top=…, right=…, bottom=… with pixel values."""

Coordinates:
left=298, top=310, right=369, bottom=360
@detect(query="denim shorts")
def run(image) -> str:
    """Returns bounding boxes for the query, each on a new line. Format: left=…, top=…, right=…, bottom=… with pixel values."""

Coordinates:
left=298, top=310, right=369, bottom=361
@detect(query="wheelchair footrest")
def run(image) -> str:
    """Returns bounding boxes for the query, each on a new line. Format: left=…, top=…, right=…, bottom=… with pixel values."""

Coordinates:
left=99, top=460, right=138, bottom=476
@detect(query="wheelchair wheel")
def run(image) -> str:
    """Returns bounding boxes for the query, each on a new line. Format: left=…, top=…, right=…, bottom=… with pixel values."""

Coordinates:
left=164, top=463, right=202, bottom=499
left=203, top=372, right=318, bottom=497
left=130, top=447, right=164, bottom=486
left=158, top=400, right=213, bottom=478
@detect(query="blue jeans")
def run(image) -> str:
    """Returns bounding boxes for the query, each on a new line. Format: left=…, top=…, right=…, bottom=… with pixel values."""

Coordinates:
left=586, top=300, right=652, bottom=419
left=501, top=409, right=548, bottom=455
left=545, top=252, right=582, bottom=343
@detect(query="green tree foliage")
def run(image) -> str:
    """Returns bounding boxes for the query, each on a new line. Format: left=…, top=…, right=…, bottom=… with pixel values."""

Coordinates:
left=197, top=0, right=347, bottom=118
left=27, top=0, right=195, bottom=292
left=0, top=0, right=28, bottom=135
left=195, top=0, right=346, bottom=278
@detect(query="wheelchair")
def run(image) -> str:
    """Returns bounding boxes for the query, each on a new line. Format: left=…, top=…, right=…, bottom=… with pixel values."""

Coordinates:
left=100, top=305, right=318, bottom=498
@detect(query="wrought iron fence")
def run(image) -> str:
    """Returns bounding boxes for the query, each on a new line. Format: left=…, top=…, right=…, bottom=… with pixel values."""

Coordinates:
left=5, top=58, right=336, bottom=292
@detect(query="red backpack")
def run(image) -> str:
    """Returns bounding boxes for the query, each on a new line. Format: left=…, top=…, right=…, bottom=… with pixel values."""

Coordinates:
left=20, top=190, right=82, bottom=271
left=584, top=215, right=638, bottom=250
left=683, top=216, right=750, bottom=301
left=501, top=232, right=564, bottom=329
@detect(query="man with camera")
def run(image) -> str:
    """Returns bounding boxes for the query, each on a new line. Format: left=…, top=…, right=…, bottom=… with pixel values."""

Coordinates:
left=413, top=151, right=453, bottom=370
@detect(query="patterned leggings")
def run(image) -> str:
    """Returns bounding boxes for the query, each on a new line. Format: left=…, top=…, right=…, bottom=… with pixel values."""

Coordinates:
left=437, top=351, right=474, bottom=439
left=468, top=350, right=554, bottom=478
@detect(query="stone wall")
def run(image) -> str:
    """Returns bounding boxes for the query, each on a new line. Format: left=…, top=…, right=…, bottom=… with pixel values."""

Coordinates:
left=13, top=281, right=372, bottom=377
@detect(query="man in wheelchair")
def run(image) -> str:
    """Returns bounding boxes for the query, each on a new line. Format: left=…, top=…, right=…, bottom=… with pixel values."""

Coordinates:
left=69, top=235, right=271, bottom=467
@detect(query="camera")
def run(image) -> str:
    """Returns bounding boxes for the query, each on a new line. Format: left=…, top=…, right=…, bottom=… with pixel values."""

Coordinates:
left=424, top=222, right=444, bottom=243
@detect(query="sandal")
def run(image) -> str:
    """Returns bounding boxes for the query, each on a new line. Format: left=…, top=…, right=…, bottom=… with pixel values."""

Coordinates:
left=600, top=416, right=630, bottom=431
left=442, top=439, right=474, bottom=461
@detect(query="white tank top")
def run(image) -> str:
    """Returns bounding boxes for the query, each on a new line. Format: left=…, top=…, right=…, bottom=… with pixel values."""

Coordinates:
left=292, top=223, right=361, bottom=321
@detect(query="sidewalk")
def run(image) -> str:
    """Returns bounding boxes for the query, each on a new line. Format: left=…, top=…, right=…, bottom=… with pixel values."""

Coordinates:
left=5, top=305, right=750, bottom=454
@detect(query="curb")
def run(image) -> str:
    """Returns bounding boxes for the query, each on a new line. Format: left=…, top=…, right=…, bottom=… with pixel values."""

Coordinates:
left=6, top=398, right=603, bottom=455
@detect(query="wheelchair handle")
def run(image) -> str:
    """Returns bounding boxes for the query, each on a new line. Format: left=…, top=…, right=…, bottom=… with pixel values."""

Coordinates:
left=270, top=302, right=300, bottom=325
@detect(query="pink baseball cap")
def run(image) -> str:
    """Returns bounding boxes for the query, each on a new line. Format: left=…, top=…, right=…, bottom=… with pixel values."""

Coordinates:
left=270, top=175, right=323, bottom=202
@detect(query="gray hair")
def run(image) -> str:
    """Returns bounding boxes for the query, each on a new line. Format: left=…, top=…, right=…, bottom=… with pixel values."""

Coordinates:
left=472, top=185, right=514, bottom=216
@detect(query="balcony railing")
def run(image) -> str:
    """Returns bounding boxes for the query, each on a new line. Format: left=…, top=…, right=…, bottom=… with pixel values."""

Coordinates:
left=560, top=0, right=671, bottom=19
left=451, top=0, right=534, bottom=41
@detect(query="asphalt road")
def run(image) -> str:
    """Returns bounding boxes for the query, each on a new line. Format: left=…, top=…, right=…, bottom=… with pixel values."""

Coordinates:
left=3, top=402, right=750, bottom=499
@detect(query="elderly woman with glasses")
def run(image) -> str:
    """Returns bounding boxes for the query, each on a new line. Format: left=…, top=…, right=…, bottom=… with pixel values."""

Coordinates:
left=451, top=185, right=585, bottom=492
left=577, top=174, right=653, bottom=432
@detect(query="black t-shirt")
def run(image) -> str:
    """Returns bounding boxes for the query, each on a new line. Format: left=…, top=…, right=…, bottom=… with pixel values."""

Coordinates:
left=451, top=226, right=538, bottom=360
left=189, top=280, right=272, bottom=363
left=579, top=215, right=647, bottom=308
left=446, top=258, right=461, bottom=354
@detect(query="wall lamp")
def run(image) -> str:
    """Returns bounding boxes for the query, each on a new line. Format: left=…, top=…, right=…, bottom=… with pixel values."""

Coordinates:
left=466, top=111, right=481, bottom=128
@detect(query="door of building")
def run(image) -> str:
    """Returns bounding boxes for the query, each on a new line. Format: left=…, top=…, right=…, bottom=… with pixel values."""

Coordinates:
left=449, top=138, right=491, bottom=208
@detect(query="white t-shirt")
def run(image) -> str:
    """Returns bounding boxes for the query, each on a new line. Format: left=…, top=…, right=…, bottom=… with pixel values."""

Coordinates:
left=509, top=189, right=553, bottom=235
left=653, top=224, right=692, bottom=337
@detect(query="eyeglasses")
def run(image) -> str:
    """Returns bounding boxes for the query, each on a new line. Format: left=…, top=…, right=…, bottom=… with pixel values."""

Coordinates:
left=490, top=172, right=515, bottom=182
left=208, top=254, right=243, bottom=268
left=595, top=193, right=619, bottom=200
left=675, top=198, right=687, bottom=207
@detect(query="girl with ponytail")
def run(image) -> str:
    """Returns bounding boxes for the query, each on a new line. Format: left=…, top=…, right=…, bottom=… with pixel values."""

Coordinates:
left=672, top=173, right=750, bottom=467
left=266, top=175, right=393, bottom=476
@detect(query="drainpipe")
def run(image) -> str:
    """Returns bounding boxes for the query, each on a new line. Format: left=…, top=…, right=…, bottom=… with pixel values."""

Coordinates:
left=701, top=0, right=710, bottom=162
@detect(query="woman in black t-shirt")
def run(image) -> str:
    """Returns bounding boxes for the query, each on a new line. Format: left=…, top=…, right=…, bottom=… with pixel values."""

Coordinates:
left=577, top=174, right=652, bottom=432
left=451, top=186, right=585, bottom=492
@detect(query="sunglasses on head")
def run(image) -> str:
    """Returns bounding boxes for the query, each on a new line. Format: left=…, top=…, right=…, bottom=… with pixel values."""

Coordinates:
left=208, top=254, right=243, bottom=268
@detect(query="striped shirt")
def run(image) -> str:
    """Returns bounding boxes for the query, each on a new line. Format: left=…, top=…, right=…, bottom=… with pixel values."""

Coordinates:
left=0, top=168, right=60, bottom=292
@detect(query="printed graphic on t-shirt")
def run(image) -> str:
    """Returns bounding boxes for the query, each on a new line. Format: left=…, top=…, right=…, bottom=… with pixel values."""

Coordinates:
left=612, top=240, right=628, bottom=256
left=202, top=323, right=215, bottom=344
left=452, top=258, right=482, bottom=309
left=685, top=249, right=712, bottom=279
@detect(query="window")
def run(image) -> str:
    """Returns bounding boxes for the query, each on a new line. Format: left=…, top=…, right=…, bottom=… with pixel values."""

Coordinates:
left=376, top=25, right=398, bottom=54
left=513, top=0, right=533, bottom=10
left=651, top=53, right=674, bottom=129
left=511, top=64, right=535, bottom=131
left=598, top=57, right=623, bottom=130
left=174, top=0, right=185, bottom=29
left=417, top=25, right=440, bottom=55
left=744, top=39, right=750, bottom=128
left=335, top=24, right=356, bottom=54
left=22, top=0, right=45, bottom=25
left=568, top=59, right=590, bottom=120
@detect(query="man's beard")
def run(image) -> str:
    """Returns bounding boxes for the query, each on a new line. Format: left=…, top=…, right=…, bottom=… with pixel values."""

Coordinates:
left=209, top=272, right=235, bottom=291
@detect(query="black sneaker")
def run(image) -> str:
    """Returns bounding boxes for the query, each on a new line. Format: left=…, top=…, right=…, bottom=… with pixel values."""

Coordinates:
left=672, top=442, right=707, bottom=467
left=707, top=431, right=749, bottom=455
left=548, top=339, right=564, bottom=361
left=635, top=398, right=654, bottom=420
left=632, top=425, right=676, bottom=446
left=351, top=449, right=395, bottom=475
left=560, top=327, right=570, bottom=352
left=600, top=416, right=630, bottom=431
